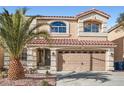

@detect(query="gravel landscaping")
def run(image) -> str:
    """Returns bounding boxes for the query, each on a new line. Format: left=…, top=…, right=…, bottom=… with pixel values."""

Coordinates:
left=0, top=74, right=56, bottom=86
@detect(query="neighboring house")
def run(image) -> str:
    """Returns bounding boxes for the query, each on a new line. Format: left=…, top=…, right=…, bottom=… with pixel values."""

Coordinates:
left=108, top=24, right=124, bottom=62
left=1, top=9, right=116, bottom=73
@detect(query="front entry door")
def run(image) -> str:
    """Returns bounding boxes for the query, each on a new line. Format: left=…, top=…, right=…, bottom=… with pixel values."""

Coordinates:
left=37, top=49, right=44, bottom=67
left=37, top=48, right=51, bottom=69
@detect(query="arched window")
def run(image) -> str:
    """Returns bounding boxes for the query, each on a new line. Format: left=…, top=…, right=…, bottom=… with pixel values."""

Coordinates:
left=51, top=22, right=66, bottom=33
left=84, top=21, right=101, bottom=32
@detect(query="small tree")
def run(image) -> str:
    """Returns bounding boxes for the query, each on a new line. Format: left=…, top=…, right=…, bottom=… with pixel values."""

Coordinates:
left=117, top=12, right=124, bottom=24
left=0, top=8, right=49, bottom=80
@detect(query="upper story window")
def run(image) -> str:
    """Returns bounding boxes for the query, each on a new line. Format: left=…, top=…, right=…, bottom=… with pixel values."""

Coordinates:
left=51, top=22, right=66, bottom=33
left=84, top=21, right=101, bottom=32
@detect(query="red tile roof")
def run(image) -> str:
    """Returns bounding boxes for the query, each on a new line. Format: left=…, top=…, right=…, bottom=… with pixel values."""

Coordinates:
left=36, top=16, right=76, bottom=20
left=36, top=9, right=110, bottom=20
left=38, top=16, right=75, bottom=18
left=76, top=9, right=110, bottom=19
left=28, top=39, right=116, bottom=47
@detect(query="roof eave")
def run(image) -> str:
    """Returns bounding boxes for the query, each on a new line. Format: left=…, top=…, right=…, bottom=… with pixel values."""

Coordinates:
left=36, top=16, right=77, bottom=20
left=76, top=9, right=110, bottom=19
left=108, top=24, right=121, bottom=33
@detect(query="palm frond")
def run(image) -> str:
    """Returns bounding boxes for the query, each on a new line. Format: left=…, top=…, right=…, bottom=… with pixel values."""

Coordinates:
left=0, top=8, right=50, bottom=59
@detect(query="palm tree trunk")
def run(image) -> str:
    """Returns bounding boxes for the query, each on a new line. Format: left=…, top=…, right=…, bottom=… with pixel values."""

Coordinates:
left=8, top=58, right=25, bottom=80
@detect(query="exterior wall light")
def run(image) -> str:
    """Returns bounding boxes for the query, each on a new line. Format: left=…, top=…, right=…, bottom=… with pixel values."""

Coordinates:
left=52, top=52, right=55, bottom=56
left=111, top=53, right=114, bottom=57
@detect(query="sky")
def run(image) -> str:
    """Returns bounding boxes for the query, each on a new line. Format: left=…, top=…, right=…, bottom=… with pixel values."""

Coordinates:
left=0, top=6, right=124, bottom=28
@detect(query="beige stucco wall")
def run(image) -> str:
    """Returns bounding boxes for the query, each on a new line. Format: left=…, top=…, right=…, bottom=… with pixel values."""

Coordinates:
left=78, top=13, right=108, bottom=33
left=108, top=26, right=124, bottom=41
left=113, top=37, right=124, bottom=61
left=37, top=13, right=109, bottom=41
left=108, top=25, right=124, bottom=62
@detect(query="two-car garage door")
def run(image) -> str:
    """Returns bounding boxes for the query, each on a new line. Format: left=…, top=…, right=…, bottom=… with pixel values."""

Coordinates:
left=57, top=50, right=105, bottom=71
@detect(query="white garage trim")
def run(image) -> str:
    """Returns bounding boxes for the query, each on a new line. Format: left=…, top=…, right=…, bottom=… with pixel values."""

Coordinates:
left=105, top=48, right=114, bottom=71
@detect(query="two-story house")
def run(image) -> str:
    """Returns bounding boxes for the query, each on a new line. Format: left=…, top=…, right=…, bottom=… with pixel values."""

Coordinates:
left=2, top=9, right=116, bottom=73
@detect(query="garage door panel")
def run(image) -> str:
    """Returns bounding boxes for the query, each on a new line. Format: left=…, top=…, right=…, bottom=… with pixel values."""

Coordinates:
left=92, top=53, right=105, bottom=71
left=63, top=64, right=90, bottom=71
left=58, top=53, right=90, bottom=71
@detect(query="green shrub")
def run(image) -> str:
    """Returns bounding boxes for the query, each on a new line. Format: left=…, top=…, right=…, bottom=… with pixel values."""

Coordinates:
left=28, top=68, right=37, bottom=74
left=41, top=80, right=51, bottom=86
left=46, top=71, right=51, bottom=76
left=0, top=72, right=3, bottom=78
left=2, top=71, right=8, bottom=78
left=0, top=71, right=8, bottom=79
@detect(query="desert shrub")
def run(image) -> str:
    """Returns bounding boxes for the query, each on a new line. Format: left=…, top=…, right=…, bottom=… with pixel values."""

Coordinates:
left=28, top=68, right=37, bottom=74
left=0, top=71, right=3, bottom=78
left=2, top=71, right=8, bottom=78
left=0, top=70, right=8, bottom=79
left=46, top=71, right=51, bottom=76
left=41, top=80, right=51, bottom=86
left=0, top=68, right=8, bottom=78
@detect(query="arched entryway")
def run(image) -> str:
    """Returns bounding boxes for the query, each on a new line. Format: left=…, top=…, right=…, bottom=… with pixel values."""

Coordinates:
left=36, top=48, right=51, bottom=69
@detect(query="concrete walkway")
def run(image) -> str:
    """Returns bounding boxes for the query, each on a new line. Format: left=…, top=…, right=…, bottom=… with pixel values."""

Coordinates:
left=57, top=71, right=124, bottom=86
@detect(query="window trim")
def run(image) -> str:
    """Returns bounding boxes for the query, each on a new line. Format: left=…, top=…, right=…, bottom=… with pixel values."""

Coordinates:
left=83, top=21, right=101, bottom=33
left=48, top=21, right=70, bottom=36
left=51, top=26, right=67, bottom=33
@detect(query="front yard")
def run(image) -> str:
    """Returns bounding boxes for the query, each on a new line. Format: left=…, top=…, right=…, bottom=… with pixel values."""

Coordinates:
left=0, top=74, right=56, bottom=86
left=1, top=71, right=124, bottom=86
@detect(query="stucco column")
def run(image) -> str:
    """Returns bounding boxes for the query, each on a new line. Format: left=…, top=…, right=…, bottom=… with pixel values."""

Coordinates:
left=106, top=48, right=114, bottom=71
left=27, top=48, right=37, bottom=68
left=50, top=48, right=57, bottom=73
left=78, top=21, right=84, bottom=36
left=101, top=22, right=107, bottom=32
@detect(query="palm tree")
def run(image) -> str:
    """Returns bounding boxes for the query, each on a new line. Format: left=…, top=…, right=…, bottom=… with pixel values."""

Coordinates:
left=0, top=8, right=49, bottom=80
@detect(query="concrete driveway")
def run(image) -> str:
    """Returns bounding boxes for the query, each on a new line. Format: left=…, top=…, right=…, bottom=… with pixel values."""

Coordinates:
left=57, top=71, right=124, bottom=86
